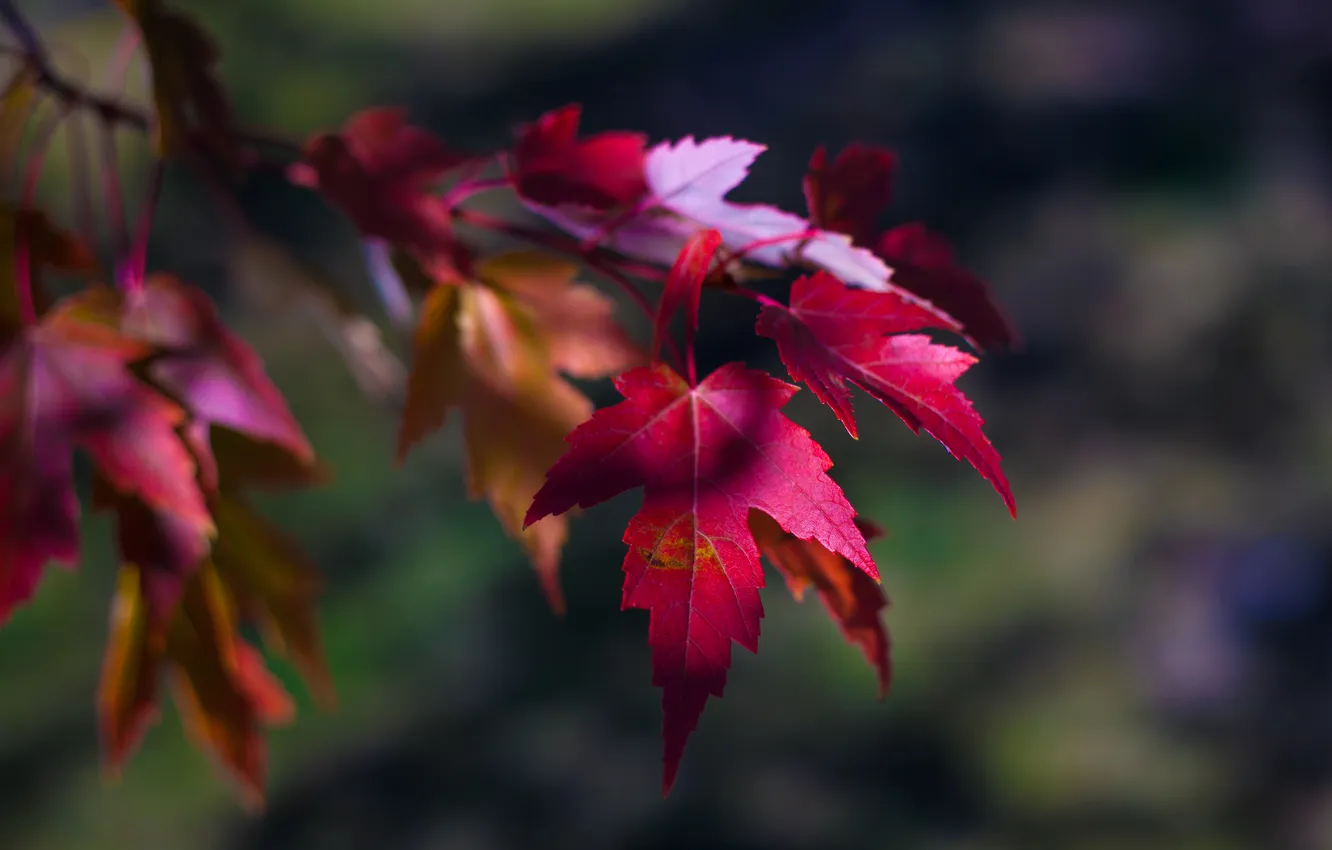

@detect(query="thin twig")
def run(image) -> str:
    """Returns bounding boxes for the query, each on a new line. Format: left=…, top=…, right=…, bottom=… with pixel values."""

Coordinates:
left=1, top=0, right=150, bottom=130
left=65, top=107, right=95, bottom=249
left=98, top=119, right=128, bottom=259
left=119, top=154, right=163, bottom=290
left=15, top=100, right=72, bottom=325
left=0, top=0, right=301, bottom=156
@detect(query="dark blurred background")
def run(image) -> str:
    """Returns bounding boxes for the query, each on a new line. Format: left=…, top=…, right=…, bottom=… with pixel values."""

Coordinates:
left=7, top=0, right=1332, bottom=848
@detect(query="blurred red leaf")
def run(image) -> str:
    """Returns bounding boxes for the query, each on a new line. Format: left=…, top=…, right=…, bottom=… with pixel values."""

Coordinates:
left=94, top=479, right=211, bottom=626
left=802, top=143, right=898, bottom=248
left=874, top=223, right=1019, bottom=351
left=0, top=301, right=210, bottom=624
left=511, top=104, right=648, bottom=209
left=70, top=275, right=314, bottom=490
left=290, top=108, right=470, bottom=257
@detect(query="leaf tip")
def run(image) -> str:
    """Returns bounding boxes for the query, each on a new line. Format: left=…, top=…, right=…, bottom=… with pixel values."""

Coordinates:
left=536, top=560, right=567, bottom=618
left=661, top=764, right=680, bottom=798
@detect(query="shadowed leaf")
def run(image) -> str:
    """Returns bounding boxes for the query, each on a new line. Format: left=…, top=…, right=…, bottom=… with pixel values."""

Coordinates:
left=289, top=108, right=470, bottom=260
left=803, top=144, right=898, bottom=248
left=511, top=104, right=648, bottom=209
left=98, top=562, right=293, bottom=808
left=750, top=511, right=890, bottom=695
left=112, top=0, right=239, bottom=164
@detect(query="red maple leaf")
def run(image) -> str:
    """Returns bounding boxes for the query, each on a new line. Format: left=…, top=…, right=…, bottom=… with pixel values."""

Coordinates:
left=289, top=107, right=470, bottom=256
left=0, top=301, right=210, bottom=623
left=525, top=362, right=875, bottom=793
left=802, top=144, right=898, bottom=248
left=757, top=271, right=1015, bottom=515
left=874, top=223, right=1019, bottom=352
left=510, top=104, right=648, bottom=209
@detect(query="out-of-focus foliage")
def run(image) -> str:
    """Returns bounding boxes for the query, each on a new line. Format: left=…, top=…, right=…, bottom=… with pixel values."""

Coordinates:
left=4, top=0, right=1332, bottom=848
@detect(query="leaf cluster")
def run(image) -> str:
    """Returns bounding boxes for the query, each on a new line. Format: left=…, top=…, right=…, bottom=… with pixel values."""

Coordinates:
left=0, top=1, right=1016, bottom=800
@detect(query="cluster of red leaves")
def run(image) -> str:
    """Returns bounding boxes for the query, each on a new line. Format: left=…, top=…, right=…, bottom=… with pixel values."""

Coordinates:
left=0, top=0, right=1016, bottom=802
left=291, top=107, right=1017, bottom=792
left=0, top=212, right=331, bottom=805
left=2, top=2, right=329, bottom=807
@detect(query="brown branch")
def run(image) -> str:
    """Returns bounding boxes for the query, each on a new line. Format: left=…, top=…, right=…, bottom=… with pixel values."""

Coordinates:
left=0, top=0, right=300, bottom=155
left=2, top=0, right=151, bottom=130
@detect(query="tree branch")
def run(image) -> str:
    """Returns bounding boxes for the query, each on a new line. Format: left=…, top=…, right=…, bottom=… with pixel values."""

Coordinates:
left=0, top=0, right=300, bottom=156
left=1, top=0, right=152, bottom=131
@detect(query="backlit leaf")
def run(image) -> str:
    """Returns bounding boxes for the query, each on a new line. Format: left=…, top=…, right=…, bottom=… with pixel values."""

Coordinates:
left=396, top=254, right=628, bottom=612
left=69, top=275, right=314, bottom=490
left=526, top=362, right=875, bottom=792
left=525, top=135, right=904, bottom=295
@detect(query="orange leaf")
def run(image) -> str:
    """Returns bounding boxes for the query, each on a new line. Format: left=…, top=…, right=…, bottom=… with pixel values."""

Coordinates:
left=397, top=269, right=593, bottom=613
left=475, top=251, right=643, bottom=379
left=212, top=493, right=334, bottom=707
left=98, top=562, right=294, bottom=807
left=98, top=565, right=164, bottom=773
left=167, top=564, right=292, bottom=808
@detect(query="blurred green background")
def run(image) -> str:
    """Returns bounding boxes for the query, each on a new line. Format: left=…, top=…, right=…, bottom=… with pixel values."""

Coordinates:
left=7, top=0, right=1332, bottom=848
